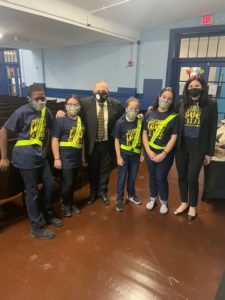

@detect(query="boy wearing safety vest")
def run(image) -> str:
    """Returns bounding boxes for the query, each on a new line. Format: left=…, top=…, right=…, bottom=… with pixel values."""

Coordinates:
left=143, top=87, right=178, bottom=214
left=0, top=84, right=63, bottom=239
left=112, top=97, right=144, bottom=212
left=52, top=95, right=85, bottom=217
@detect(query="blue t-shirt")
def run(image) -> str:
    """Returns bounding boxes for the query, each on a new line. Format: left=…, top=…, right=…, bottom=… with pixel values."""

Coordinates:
left=4, top=103, right=54, bottom=169
left=52, top=116, right=84, bottom=169
left=143, top=110, right=178, bottom=150
left=183, top=104, right=201, bottom=139
left=112, top=115, right=142, bottom=157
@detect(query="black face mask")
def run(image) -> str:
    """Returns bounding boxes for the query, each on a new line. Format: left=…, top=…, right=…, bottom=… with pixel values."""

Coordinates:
left=95, top=90, right=109, bottom=103
left=188, top=88, right=203, bottom=98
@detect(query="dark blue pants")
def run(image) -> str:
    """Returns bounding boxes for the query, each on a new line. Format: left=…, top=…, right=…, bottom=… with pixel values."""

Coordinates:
left=61, top=167, right=79, bottom=206
left=116, top=154, right=140, bottom=204
left=145, top=151, right=174, bottom=202
left=20, top=160, right=54, bottom=228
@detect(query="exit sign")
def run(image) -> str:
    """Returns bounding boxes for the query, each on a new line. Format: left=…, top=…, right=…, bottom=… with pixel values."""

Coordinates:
left=201, top=15, right=213, bottom=25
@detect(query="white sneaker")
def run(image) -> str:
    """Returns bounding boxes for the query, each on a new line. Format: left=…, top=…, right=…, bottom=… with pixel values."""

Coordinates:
left=160, top=204, right=168, bottom=214
left=146, top=200, right=156, bottom=210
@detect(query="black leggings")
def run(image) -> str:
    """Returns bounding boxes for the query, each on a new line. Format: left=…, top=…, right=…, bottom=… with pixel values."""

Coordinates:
left=175, top=138, right=205, bottom=207
left=61, top=167, right=80, bottom=206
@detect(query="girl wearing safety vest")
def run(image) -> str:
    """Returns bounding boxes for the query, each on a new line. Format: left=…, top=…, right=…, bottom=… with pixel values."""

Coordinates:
left=143, top=87, right=178, bottom=214
left=112, top=97, right=144, bottom=212
left=52, top=95, right=85, bottom=217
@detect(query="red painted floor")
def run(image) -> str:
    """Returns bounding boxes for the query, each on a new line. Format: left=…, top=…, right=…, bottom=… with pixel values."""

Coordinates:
left=0, top=162, right=225, bottom=300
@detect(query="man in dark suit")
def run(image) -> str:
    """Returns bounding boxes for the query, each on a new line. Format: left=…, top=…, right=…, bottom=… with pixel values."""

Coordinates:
left=82, top=81, right=124, bottom=205
left=56, top=81, right=124, bottom=205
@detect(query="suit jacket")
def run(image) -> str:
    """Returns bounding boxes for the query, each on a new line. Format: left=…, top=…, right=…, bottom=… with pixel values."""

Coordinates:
left=80, top=96, right=124, bottom=156
left=176, top=99, right=218, bottom=156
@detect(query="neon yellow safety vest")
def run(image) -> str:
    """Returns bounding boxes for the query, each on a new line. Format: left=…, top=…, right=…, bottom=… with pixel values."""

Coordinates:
left=59, top=116, right=82, bottom=149
left=120, top=119, right=142, bottom=154
left=149, top=114, right=177, bottom=150
left=15, top=106, right=46, bottom=147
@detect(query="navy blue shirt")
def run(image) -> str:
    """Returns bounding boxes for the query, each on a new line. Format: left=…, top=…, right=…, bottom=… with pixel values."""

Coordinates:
left=4, top=104, right=54, bottom=169
left=112, top=115, right=142, bottom=157
left=143, top=110, right=178, bottom=149
left=52, top=116, right=84, bottom=169
left=183, top=104, right=201, bottom=139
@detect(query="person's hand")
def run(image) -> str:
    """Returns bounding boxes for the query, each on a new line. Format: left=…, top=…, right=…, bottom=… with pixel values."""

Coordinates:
left=140, top=153, right=145, bottom=162
left=137, top=113, right=144, bottom=120
left=54, top=159, right=62, bottom=169
left=148, top=150, right=157, bottom=160
left=147, top=106, right=153, bottom=112
left=117, top=156, right=124, bottom=166
left=82, top=159, right=88, bottom=167
left=153, top=152, right=167, bottom=163
left=0, top=158, right=10, bottom=172
left=56, top=110, right=66, bottom=118
left=204, top=155, right=212, bottom=166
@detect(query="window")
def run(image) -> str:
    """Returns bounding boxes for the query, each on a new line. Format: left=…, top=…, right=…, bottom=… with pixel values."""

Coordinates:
left=179, top=36, right=225, bottom=58
left=4, top=50, right=18, bottom=63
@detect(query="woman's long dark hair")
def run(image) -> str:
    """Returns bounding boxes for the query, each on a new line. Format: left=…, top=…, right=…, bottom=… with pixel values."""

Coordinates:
left=182, top=76, right=209, bottom=108
left=151, top=87, right=176, bottom=113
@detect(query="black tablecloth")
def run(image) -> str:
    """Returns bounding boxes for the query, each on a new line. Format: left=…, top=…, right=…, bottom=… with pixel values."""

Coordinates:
left=203, top=161, right=225, bottom=200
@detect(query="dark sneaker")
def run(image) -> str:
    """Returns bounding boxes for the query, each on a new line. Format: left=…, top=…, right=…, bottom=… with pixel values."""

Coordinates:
left=100, top=194, right=110, bottom=206
left=116, top=203, right=124, bottom=212
left=30, top=227, right=56, bottom=240
left=71, top=204, right=81, bottom=214
left=128, top=196, right=142, bottom=205
left=47, top=217, right=63, bottom=227
left=62, top=206, right=72, bottom=217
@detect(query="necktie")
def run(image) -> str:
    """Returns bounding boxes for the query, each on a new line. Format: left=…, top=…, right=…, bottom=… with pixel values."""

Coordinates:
left=97, top=103, right=105, bottom=141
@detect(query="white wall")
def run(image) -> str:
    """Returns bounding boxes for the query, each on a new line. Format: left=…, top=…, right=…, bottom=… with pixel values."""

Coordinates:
left=19, top=49, right=44, bottom=86
left=43, top=43, right=137, bottom=92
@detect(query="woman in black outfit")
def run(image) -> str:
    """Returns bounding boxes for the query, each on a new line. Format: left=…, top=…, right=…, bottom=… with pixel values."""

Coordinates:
left=174, top=75, right=218, bottom=221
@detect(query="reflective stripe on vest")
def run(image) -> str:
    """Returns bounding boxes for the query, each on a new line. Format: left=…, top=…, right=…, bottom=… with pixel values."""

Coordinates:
left=15, top=106, right=46, bottom=147
left=120, top=119, right=142, bottom=154
left=149, top=114, right=177, bottom=150
left=59, top=116, right=82, bottom=149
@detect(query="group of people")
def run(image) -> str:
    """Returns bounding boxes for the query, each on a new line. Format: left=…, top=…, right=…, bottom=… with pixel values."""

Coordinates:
left=0, top=76, right=218, bottom=239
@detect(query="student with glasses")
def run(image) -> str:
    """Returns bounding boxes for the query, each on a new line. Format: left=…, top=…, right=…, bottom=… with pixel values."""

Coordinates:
left=52, top=94, right=85, bottom=217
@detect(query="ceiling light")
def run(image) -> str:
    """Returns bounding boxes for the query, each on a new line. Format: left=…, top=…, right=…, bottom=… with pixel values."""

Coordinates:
left=0, top=33, right=4, bottom=39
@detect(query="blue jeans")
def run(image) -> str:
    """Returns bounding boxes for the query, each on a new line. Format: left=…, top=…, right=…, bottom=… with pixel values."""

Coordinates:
left=20, top=160, right=54, bottom=228
left=145, top=151, right=174, bottom=202
left=116, top=154, right=140, bottom=204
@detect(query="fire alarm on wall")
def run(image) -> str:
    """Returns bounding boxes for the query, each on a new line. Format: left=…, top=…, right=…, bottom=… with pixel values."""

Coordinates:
left=127, top=60, right=133, bottom=67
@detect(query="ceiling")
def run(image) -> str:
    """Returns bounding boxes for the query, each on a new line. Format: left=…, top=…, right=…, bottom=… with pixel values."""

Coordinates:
left=63, top=0, right=225, bottom=31
left=0, top=5, right=127, bottom=49
left=0, top=0, right=224, bottom=49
